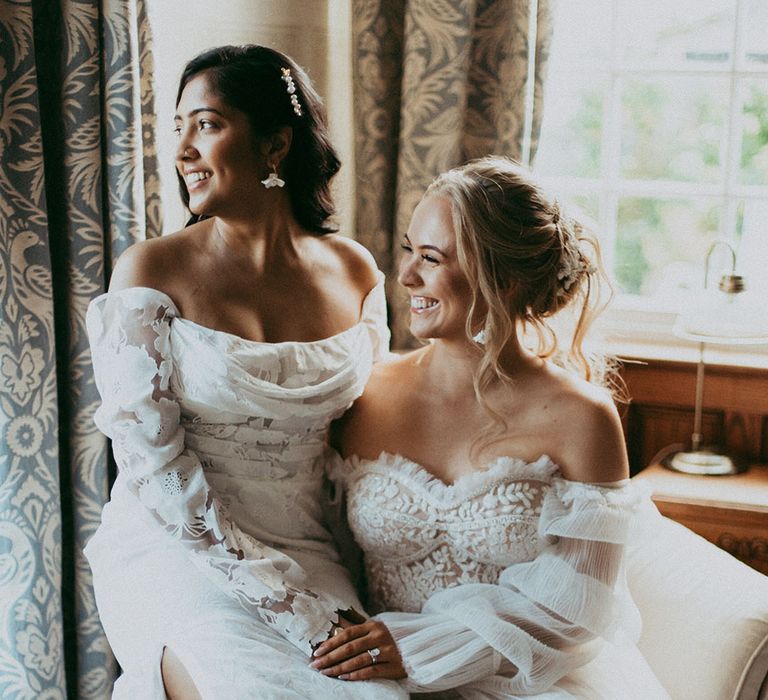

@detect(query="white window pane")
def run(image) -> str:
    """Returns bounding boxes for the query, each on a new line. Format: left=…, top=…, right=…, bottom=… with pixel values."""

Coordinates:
left=740, top=78, right=768, bottom=186
left=540, top=0, right=768, bottom=325
left=536, top=74, right=607, bottom=178
left=617, top=0, right=736, bottom=69
left=549, top=0, right=612, bottom=67
left=742, top=1, right=768, bottom=69
left=736, top=199, right=768, bottom=295
left=620, top=77, right=729, bottom=183
left=565, top=192, right=600, bottom=223
left=615, top=197, right=721, bottom=297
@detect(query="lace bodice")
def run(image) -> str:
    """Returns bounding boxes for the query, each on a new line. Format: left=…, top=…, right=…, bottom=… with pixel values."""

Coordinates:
left=340, top=451, right=647, bottom=695
left=85, top=274, right=389, bottom=655
left=346, top=453, right=557, bottom=613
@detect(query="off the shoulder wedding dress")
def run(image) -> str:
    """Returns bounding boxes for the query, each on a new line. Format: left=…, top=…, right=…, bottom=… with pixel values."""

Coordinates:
left=84, top=274, right=405, bottom=699
left=340, top=452, right=670, bottom=699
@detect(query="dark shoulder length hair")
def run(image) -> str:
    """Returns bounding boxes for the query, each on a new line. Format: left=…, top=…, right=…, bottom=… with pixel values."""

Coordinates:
left=176, top=45, right=341, bottom=234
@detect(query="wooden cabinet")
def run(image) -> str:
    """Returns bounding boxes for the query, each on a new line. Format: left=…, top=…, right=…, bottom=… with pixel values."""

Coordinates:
left=635, top=462, right=768, bottom=575
left=620, top=356, right=768, bottom=573
left=619, top=358, right=768, bottom=475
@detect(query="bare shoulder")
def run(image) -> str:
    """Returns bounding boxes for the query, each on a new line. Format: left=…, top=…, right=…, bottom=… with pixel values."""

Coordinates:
left=333, top=349, right=424, bottom=458
left=319, top=234, right=379, bottom=292
left=109, top=227, right=200, bottom=293
left=365, top=350, right=422, bottom=397
left=543, top=370, right=629, bottom=484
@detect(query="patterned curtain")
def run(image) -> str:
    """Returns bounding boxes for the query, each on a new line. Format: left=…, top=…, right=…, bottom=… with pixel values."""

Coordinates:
left=0, top=1, right=160, bottom=698
left=352, top=0, right=553, bottom=346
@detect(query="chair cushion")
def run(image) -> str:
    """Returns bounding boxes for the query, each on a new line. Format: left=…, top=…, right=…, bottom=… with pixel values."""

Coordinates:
left=626, top=512, right=768, bottom=700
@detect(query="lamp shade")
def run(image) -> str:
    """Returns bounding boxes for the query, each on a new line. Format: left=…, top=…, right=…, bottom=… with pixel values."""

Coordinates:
left=675, top=285, right=768, bottom=345
left=674, top=238, right=768, bottom=346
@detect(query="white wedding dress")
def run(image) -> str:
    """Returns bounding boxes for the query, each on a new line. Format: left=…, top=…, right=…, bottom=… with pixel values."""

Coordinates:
left=340, top=452, right=670, bottom=699
left=84, top=273, right=406, bottom=699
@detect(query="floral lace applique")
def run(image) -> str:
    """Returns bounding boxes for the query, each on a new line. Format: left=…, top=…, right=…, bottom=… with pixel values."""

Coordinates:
left=345, top=454, right=554, bottom=613
left=86, top=286, right=388, bottom=654
left=344, top=452, right=647, bottom=694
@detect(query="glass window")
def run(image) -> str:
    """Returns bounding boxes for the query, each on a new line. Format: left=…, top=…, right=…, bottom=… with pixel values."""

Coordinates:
left=740, top=78, right=768, bottom=186
left=615, top=196, right=721, bottom=297
left=617, top=1, right=736, bottom=70
left=742, top=0, right=768, bottom=69
left=535, top=0, right=768, bottom=317
left=619, top=77, right=729, bottom=184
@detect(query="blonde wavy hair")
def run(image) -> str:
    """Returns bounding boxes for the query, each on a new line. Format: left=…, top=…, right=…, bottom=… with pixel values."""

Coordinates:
left=425, top=156, right=617, bottom=423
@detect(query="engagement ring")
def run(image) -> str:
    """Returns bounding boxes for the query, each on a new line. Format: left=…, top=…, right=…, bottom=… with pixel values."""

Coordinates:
left=367, top=647, right=381, bottom=664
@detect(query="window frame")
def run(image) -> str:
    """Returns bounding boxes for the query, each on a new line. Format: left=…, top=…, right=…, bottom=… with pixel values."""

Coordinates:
left=534, top=0, right=768, bottom=367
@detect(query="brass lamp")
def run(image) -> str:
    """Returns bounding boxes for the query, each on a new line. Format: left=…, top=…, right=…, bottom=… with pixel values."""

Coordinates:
left=663, top=240, right=768, bottom=476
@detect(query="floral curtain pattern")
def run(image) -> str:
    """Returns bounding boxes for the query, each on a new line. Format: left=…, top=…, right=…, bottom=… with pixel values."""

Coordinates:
left=352, top=0, right=553, bottom=346
left=0, top=1, right=159, bottom=697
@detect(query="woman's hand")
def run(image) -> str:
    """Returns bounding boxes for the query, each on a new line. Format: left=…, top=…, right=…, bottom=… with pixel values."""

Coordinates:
left=310, top=618, right=407, bottom=681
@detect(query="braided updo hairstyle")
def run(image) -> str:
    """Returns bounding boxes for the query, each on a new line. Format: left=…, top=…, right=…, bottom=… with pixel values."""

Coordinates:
left=426, top=156, right=611, bottom=409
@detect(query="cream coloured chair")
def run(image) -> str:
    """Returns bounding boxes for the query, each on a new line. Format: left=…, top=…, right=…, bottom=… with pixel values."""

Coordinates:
left=626, top=513, right=768, bottom=700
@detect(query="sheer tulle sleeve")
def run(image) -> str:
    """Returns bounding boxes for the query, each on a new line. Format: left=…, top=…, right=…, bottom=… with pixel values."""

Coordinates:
left=86, top=287, right=349, bottom=655
left=374, top=478, right=645, bottom=694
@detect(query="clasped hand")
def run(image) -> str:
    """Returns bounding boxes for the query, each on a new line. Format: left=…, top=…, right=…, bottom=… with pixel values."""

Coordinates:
left=310, top=616, right=406, bottom=681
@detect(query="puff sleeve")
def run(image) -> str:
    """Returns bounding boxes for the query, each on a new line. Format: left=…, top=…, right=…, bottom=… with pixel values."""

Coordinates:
left=373, top=478, right=646, bottom=695
left=86, top=287, right=355, bottom=655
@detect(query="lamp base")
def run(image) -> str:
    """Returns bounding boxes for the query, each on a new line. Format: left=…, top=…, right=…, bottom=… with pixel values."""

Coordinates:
left=663, top=449, right=745, bottom=476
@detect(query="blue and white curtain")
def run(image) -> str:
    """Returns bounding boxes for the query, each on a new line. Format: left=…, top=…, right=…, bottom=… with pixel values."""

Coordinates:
left=0, top=1, right=161, bottom=697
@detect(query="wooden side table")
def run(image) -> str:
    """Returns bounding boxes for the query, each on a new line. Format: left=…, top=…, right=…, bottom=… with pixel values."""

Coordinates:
left=634, top=462, right=768, bottom=575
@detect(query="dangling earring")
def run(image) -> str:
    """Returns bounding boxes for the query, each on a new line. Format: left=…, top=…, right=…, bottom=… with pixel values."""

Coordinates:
left=261, top=163, right=285, bottom=189
left=472, top=328, right=487, bottom=345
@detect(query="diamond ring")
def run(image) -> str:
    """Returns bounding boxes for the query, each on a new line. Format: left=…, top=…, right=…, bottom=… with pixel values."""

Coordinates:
left=367, top=647, right=381, bottom=664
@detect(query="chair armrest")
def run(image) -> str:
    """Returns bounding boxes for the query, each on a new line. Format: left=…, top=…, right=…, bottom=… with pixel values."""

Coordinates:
left=736, top=625, right=768, bottom=700
left=626, top=510, right=768, bottom=700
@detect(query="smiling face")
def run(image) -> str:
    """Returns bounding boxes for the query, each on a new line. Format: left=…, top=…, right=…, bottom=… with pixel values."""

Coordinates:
left=398, top=195, right=475, bottom=342
left=174, top=72, right=265, bottom=216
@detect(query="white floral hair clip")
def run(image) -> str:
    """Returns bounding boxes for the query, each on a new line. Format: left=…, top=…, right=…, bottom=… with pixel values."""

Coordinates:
left=281, top=67, right=303, bottom=117
left=553, top=205, right=596, bottom=297
left=557, top=247, right=596, bottom=296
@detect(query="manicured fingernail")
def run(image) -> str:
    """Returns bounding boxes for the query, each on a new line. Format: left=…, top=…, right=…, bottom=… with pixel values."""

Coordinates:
left=339, top=674, right=349, bottom=680
left=309, top=660, right=320, bottom=669
left=313, top=648, right=323, bottom=657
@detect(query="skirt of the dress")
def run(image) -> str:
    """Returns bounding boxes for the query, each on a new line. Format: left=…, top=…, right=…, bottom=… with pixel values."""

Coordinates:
left=85, top=500, right=406, bottom=700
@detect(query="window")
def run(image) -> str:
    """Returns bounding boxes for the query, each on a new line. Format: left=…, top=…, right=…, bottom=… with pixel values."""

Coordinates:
left=534, top=0, right=768, bottom=358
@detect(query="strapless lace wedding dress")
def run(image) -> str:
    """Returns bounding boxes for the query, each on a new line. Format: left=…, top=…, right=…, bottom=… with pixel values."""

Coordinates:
left=341, top=452, right=670, bottom=699
left=84, top=274, right=405, bottom=699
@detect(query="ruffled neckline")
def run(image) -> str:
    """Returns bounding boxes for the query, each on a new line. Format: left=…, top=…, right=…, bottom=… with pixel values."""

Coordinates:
left=345, top=451, right=637, bottom=507
left=346, top=451, right=560, bottom=504
left=90, top=271, right=385, bottom=349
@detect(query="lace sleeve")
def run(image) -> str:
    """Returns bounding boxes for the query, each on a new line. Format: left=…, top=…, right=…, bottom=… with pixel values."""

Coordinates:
left=86, top=288, right=345, bottom=655
left=374, top=478, right=646, bottom=694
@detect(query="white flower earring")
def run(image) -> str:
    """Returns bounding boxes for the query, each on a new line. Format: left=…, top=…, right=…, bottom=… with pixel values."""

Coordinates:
left=472, top=328, right=487, bottom=345
left=261, top=163, right=285, bottom=189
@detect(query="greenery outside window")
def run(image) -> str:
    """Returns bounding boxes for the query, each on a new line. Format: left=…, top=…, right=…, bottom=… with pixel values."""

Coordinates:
left=534, top=0, right=768, bottom=363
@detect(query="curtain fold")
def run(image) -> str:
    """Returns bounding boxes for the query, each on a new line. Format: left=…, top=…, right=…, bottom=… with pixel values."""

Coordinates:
left=352, top=0, right=553, bottom=347
left=0, top=1, right=159, bottom=697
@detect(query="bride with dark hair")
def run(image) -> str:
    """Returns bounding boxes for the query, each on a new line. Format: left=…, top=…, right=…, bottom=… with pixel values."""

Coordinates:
left=85, top=45, right=405, bottom=699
